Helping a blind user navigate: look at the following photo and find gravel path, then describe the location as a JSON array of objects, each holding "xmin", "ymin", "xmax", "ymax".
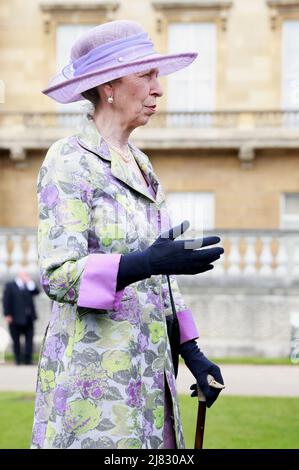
[
  {"xmin": 177, "ymin": 364, "xmax": 299, "ymax": 397},
  {"xmin": 0, "ymin": 364, "xmax": 298, "ymax": 396}
]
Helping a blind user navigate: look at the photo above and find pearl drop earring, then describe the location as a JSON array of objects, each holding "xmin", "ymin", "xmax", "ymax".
[{"xmin": 107, "ymin": 96, "xmax": 114, "ymax": 104}]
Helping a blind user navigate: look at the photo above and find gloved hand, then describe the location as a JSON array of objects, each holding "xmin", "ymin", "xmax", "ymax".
[
  {"xmin": 179, "ymin": 339, "xmax": 224, "ymax": 408},
  {"xmin": 116, "ymin": 219, "xmax": 224, "ymax": 291}
]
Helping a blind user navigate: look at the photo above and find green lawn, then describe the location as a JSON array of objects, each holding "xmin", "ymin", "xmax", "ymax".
[
  {"xmin": 208, "ymin": 357, "xmax": 299, "ymax": 366},
  {"xmin": 0, "ymin": 392, "xmax": 299, "ymax": 449},
  {"xmin": 0, "ymin": 392, "xmax": 35, "ymax": 449},
  {"xmin": 179, "ymin": 356, "xmax": 299, "ymax": 366},
  {"xmin": 180, "ymin": 394, "xmax": 299, "ymax": 449}
]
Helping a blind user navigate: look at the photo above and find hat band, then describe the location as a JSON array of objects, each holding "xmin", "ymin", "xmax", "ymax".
[{"xmin": 62, "ymin": 31, "xmax": 155, "ymax": 79}]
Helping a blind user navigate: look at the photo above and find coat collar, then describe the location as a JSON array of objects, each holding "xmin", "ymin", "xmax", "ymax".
[{"xmin": 76, "ymin": 115, "xmax": 165, "ymax": 206}]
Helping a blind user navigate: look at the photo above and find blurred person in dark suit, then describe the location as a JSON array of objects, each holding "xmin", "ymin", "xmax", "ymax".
[{"xmin": 2, "ymin": 267, "xmax": 40, "ymax": 365}]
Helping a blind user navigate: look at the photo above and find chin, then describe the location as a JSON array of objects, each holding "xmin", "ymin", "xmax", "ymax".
[{"xmin": 133, "ymin": 116, "xmax": 151, "ymax": 129}]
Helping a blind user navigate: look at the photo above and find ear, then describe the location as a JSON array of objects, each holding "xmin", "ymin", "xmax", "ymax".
[{"xmin": 98, "ymin": 82, "xmax": 113, "ymax": 100}]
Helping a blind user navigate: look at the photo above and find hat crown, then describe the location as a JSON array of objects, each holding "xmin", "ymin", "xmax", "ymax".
[
  {"xmin": 42, "ymin": 19, "xmax": 198, "ymax": 104},
  {"xmin": 71, "ymin": 20, "xmax": 145, "ymax": 62}
]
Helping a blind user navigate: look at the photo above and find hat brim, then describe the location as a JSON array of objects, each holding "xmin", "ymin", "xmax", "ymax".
[{"xmin": 42, "ymin": 52, "xmax": 198, "ymax": 104}]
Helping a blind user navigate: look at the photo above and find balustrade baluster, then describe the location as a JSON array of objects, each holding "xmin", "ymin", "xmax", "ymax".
[
  {"xmin": 259, "ymin": 236, "xmax": 273, "ymax": 276},
  {"xmin": 25, "ymin": 235, "xmax": 38, "ymax": 275},
  {"xmin": 212, "ymin": 241, "xmax": 225, "ymax": 276},
  {"xmin": 274, "ymin": 237, "xmax": 288, "ymax": 278},
  {"xmin": 9, "ymin": 234, "xmax": 24, "ymax": 275},
  {"xmin": 243, "ymin": 236, "xmax": 257, "ymax": 275},
  {"xmin": 227, "ymin": 236, "xmax": 241, "ymax": 275},
  {"xmin": 292, "ymin": 241, "xmax": 299, "ymax": 281}
]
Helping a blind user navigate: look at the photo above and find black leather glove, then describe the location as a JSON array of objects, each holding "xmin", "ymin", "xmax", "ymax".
[
  {"xmin": 179, "ymin": 339, "xmax": 224, "ymax": 408},
  {"xmin": 116, "ymin": 219, "xmax": 224, "ymax": 291}
]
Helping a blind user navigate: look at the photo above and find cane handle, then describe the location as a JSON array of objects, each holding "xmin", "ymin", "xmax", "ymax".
[{"xmin": 197, "ymin": 374, "xmax": 225, "ymax": 402}]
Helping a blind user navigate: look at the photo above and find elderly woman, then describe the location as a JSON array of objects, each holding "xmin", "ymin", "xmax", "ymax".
[{"xmin": 31, "ymin": 20, "xmax": 224, "ymax": 449}]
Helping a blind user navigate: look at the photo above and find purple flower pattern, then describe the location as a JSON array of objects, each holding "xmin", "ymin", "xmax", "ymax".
[
  {"xmin": 43, "ymin": 335, "xmax": 65, "ymax": 361},
  {"xmin": 53, "ymin": 386, "xmax": 68, "ymax": 414},
  {"xmin": 126, "ymin": 378, "xmax": 142, "ymax": 408},
  {"xmin": 40, "ymin": 183, "xmax": 59, "ymax": 209}
]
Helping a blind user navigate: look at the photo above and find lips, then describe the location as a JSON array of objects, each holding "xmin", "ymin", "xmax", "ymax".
[{"xmin": 145, "ymin": 105, "xmax": 156, "ymax": 112}]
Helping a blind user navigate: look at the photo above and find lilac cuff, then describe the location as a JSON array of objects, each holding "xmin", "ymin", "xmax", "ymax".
[
  {"xmin": 176, "ymin": 309, "xmax": 199, "ymax": 345},
  {"xmin": 77, "ymin": 253, "xmax": 125, "ymax": 311}
]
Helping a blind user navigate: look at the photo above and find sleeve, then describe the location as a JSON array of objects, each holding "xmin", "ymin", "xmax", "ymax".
[
  {"xmin": 163, "ymin": 274, "xmax": 199, "ymax": 345},
  {"xmin": 2, "ymin": 284, "xmax": 12, "ymax": 316},
  {"xmin": 37, "ymin": 140, "xmax": 125, "ymax": 310}
]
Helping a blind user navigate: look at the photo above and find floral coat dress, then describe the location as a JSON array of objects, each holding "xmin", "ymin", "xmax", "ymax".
[{"xmin": 31, "ymin": 115, "xmax": 199, "ymax": 449}]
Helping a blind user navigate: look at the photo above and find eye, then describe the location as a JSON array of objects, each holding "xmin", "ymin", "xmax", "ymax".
[{"xmin": 139, "ymin": 70, "xmax": 159, "ymax": 79}]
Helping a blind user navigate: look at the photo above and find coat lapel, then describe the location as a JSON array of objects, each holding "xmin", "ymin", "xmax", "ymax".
[
  {"xmin": 128, "ymin": 143, "xmax": 166, "ymax": 207},
  {"xmin": 76, "ymin": 116, "xmax": 166, "ymax": 206}
]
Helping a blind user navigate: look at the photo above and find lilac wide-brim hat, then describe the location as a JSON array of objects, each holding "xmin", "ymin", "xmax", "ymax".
[{"xmin": 42, "ymin": 20, "xmax": 198, "ymax": 104}]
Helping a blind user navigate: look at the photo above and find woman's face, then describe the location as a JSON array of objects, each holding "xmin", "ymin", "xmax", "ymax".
[{"xmin": 99, "ymin": 68, "xmax": 163, "ymax": 130}]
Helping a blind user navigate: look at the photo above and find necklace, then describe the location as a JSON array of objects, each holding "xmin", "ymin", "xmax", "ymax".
[
  {"xmin": 104, "ymin": 139, "xmax": 132, "ymax": 163},
  {"xmin": 106, "ymin": 139, "xmax": 148, "ymax": 188}
]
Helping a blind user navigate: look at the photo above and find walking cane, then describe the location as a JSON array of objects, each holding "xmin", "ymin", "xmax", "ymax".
[{"xmin": 194, "ymin": 374, "xmax": 225, "ymax": 449}]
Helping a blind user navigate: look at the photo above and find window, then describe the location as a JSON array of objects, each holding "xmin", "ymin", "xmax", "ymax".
[
  {"xmin": 167, "ymin": 22, "xmax": 216, "ymax": 126},
  {"xmin": 166, "ymin": 192, "xmax": 215, "ymax": 236},
  {"xmin": 280, "ymin": 193, "xmax": 299, "ymax": 229},
  {"xmin": 282, "ymin": 20, "xmax": 299, "ymax": 126},
  {"xmin": 56, "ymin": 24, "xmax": 97, "ymax": 124}
]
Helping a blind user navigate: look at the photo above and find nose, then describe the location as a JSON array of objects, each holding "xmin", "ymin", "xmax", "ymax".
[{"xmin": 151, "ymin": 76, "xmax": 163, "ymax": 98}]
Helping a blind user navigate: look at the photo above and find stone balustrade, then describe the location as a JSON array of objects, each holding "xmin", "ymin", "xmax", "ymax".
[
  {"xmin": 1, "ymin": 227, "xmax": 299, "ymax": 287},
  {"xmin": 0, "ymin": 228, "xmax": 38, "ymax": 281},
  {"xmin": 1, "ymin": 109, "xmax": 299, "ymax": 129},
  {"xmin": 1, "ymin": 227, "xmax": 298, "ymax": 357},
  {"xmin": 196, "ymin": 229, "xmax": 299, "ymax": 288}
]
